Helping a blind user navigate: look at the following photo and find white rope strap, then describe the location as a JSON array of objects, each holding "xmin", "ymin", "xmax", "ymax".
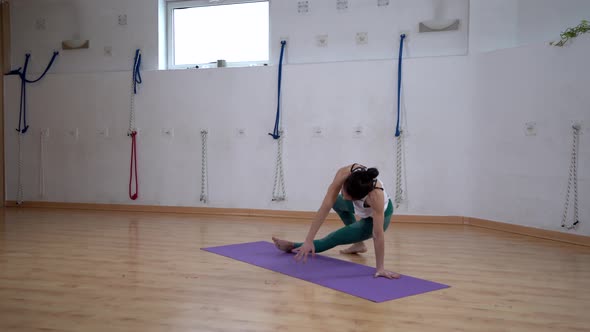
[
  {"xmin": 394, "ymin": 133, "xmax": 404, "ymax": 208},
  {"xmin": 200, "ymin": 129, "xmax": 209, "ymax": 203},
  {"xmin": 562, "ymin": 124, "xmax": 581, "ymax": 230},
  {"xmin": 129, "ymin": 75, "xmax": 136, "ymax": 135},
  {"xmin": 272, "ymin": 130, "xmax": 286, "ymax": 201}
]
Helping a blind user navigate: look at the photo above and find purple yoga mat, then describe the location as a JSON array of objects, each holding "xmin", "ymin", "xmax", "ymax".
[{"xmin": 201, "ymin": 241, "xmax": 449, "ymax": 302}]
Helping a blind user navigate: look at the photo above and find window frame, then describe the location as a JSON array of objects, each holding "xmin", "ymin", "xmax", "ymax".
[{"xmin": 166, "ymin": 0, "xmax": 270, "ymax": 69}]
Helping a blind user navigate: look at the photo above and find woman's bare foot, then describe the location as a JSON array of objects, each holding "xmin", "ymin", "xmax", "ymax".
[
  {"xmin": 340, "ymin": 242, "xmax": 367, "ymax": 254},
  {"xmin": 272, "ymin": 237, "xmax": 295, "ymax": 252}
]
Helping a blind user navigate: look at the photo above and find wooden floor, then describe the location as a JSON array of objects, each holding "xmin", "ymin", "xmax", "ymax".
[{"xmin": 1, "ymin": 208, "xmax": 589, "ymax": 332}]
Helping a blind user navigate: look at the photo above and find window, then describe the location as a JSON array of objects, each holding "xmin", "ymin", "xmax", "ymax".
[{"xmin": 166, "ymin": 0, "xmax": 269, "ymax": 69}]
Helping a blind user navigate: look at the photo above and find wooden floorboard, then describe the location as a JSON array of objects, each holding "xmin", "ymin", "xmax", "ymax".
[{"xmin": 1, "ymin": 208, "xmax": 589, "ymax": 332}]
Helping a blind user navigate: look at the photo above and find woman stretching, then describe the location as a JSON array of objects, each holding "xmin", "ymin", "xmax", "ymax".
[{"xmin": 272, "ymin": 163, "xmax": 400, "ymax": 279}]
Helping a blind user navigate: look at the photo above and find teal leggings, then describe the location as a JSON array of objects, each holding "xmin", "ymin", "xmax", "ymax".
[{"xmin": 294, "ymin": 195, "xmax": 393, "ymax": 253}]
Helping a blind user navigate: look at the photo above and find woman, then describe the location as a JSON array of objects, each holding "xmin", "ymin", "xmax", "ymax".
[{"xmin": 272, "ymin": 163, "xmax": 400, "ymax": 279}]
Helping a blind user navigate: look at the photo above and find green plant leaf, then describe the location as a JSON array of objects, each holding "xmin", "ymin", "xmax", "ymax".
[{"xmin": 551, "ymin": 19, "xmax": 590, "ymax": 47}]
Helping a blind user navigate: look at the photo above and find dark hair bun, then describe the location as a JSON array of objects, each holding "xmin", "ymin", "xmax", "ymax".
[
  {"xmin": 344, "ymin": 166, "xmax": 381, "ymax": 200},
  {"xmin": 366, "ymin": 168, "xmax": 379, "ymax": 180}
]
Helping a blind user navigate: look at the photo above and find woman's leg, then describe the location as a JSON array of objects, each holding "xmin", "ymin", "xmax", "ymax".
[
  {"xmin": 299, "ymin": 199, "xmax": 394, "ymax": 253},
  {"xmin": 332, "ymin": 194, "xmax": 356, "ymax": 226},
  {"xmin": 331, "ymin": 194, "xmax": 368, "ymax": 253},
  {"xmin": 273, "ymin": 200, "xmax": 393, "ymax": 254},
  {"xmin": 272, "ymin": 195, "xmax": 355, "ymax": 252},
  {"xmin": 294, "ymin": 219, "xmax": 374, "ymax": 253},
  {"xmin": 272, "ymin": 195, "xmax": 354, "ymax": 252}
]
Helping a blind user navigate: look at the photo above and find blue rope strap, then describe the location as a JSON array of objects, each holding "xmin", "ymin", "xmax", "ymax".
[
  {"xmin": 395, "ymin": 34, "xmax": 405, "ymax": 137},
  {"xmin": 133, "ymin": 49, "xmax": 142, "ymax": 94},
  {"xmin": 269, "ymin": 40, "xmax": 286, "ymax": 139},
  {"xmin": 7, "ymin": 51, "xmax": 59, "ymax": 133}
]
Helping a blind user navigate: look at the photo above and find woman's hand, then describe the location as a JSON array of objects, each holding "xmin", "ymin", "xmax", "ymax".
[
  {"xmin": 293, "ymin": 240, "xmax": 315, "ymax": 263},
  {"xmin": 374, "ymin": 268, "xmax": 401, "ymax": 279}
]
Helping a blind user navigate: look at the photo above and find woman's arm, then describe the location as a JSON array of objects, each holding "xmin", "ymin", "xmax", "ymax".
[
  {"xmin": 367, "ymin": 188, "xmax": 400, "ymax": 279},
  {"xmin": 294, "ymin": 165, "xmax": 353, "ymax": 262},
  {"xmin": 303, "ymin": 166, "xmax": 350, "ymax": 241},
  {"xmin": 368, "ymin": 190, "xmax": 386, "ymax": 270}
]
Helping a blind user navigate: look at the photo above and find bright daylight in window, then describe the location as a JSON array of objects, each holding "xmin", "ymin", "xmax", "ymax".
[{"xmin": 168, "ymin": 0, "xmax": 269, "ymax": 68}]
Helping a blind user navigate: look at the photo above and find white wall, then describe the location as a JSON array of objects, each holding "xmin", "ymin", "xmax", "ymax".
[
  {"xmin": 465, "ymin": 2, "xmax": 590, "ymax": 236},
  {"xmin": 10, "ymin": 0, "xmax": 158, "ymax": 73},
  {"xmin": 270, "ymin": 0, "xmax": 469, "ymax": 64},
  {"xmin": 469, "ymin": 0, "xmax": 590, "ymax": 53},
  {"xmin": 469, "ymin": 0, "xmax": 518, "ymax": 53},
  {"xmin": 4, "ymin": 0, "xmax": 590, "ymax": 236},
  {"xmin": 468, "ymin": 35, "xmax": 590, "ymax": 235},
  {"xmin": 3, "ymin": 57, "xmax": 473, "ymax": 215},
  {"xmin": 517, "ymin": 0, "xmax": 590, "ymax": 47},
  {"xmin": 11, "ymin": 0, "xmax": 470, "ymax": 72}
]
